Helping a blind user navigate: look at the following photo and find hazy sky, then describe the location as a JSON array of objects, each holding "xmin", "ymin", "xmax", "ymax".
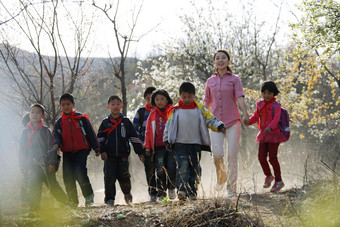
[{"xmin": 1, "ymin": 0, "xmax": 300, "ymax": 58}]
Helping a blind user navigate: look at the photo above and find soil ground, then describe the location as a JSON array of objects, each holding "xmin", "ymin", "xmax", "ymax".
[{"xmin": 1, "ymin": 187, "xmax": 305, "ymax": 227}]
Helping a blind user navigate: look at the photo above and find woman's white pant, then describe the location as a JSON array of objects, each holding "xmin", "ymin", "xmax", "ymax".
[{"xmin": 210, "ymin": 121, "xmax": 241, "ymax": 192}]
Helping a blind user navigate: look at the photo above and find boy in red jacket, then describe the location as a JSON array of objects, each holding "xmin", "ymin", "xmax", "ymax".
[{"xmin": 53, "ymin": 93, "xmax": 99, "ymax": 207}]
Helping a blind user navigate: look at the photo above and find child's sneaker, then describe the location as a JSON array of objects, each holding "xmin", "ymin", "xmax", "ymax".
[
  {"xmin": 106, "ymin": 199, "xmax": 114, "ymax": 206},
  {"xmin": 188, "ymin": 194, "xmax": 197, "ymax": 201},
  {"xmin": 150, "ymin": 195, "xmax": 157, "ymax": 202},
  {"xmin": 263, "ymin": 176, "xmax": 275, "ymax": 188},
  {"xmin": 85, "ymin": 193, "xmax": 94, "ymax": 207},
  {"xmin": 215, "ymin": 182, "xmax": 225, "ymax": 192},
  {"xmin": 168, "ymin": 189, "xmax": 176, "ymax": 200},
  {"xmin": 124, "ymin": 193, "xmax": 133, "ymax": 204},
  {"xmin": 227, "ymin": 190, "xmax": 236, "ymax": 198},
  {"xmin": 158, "ymin": 196, "xmax": 166, "ymax": 202},
  {"xmin": 270, "ymin": 181, "xmax": 285, "ymax": 192},
  {"xmin": 177, "ymin": 191, "xmax": 186, "ymax": 201}
]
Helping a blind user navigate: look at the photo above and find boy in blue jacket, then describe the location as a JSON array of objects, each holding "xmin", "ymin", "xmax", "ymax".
[
  {"xmin": 53, "ymin": 93, "xmax": 99, "ymax": 207},
  {"xmin": 97, "ymin": 95, "xmax": 145, "ymax": 206}
]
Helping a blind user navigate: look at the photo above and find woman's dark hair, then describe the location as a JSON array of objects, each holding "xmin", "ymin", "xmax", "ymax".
[
  {"xmin": 214, "ymin": 49, "xmax": 232, "ymax": 73},
  {"xmin": 179, "ymin": 82, "xmax": 195, "ymax": 95},
  {"xmin": 261, "ymin": 81, "xmax": 280, "ymax": 96},
  {"xmin": 144, "ymin": 86, "xmax": 156, "ymax": 98},
  {"xmin": 151, "ymin": 89, "xmax": 173, "ymax": 107}
]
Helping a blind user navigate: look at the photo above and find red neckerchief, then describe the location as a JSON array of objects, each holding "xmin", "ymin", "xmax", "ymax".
[
  {"xmin": 144, "ymin": 104, "xmax": 153, "ymax": 112},
  {"xmin": 258, "ymin": 98, "xmax": 276, "ymax": 126},
  {"xmin": 167, "ymin": 99, "xmax": 197, "ymax": 117},
  {"xmin": 25, "ymin": 120, "xmax": 44, "ymax": 147},
  {"xmin": 99, "ymin": 116, "xmax": 123, "ymax": 135},
  {"xmin": 154, "ymin": 105, "xmax": 171, "ymax": 136},
  {"xmin": 62, "ymin": 110, "xmax": 89, "ymax": 126}
]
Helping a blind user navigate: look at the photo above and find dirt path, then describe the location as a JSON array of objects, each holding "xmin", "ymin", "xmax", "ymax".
[{"xmin": 1, "ymin": 188, "xmax": 306, "ymax": 227}]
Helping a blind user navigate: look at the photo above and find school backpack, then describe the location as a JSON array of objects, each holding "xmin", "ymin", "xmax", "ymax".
[{"xmin": 258, "ymin": 101, "xmax": 290, "ymax": 141}]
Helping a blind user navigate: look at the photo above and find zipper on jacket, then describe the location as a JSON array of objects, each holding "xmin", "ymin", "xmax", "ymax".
[
  {"xmin": 115, "ymin": 122, "xmax": 118, "ymax": 156},
  {"xmin": 69, "ymin": 118, "xmax": 74, "ymax": 151}
]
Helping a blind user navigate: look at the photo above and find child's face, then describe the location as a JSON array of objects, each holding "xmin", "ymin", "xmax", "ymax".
[
  {"xmin": 262, "ymin": 89, "xmax": 274, "ymax": 102},
  {"xmin": 145, "ymin": 94, "xmax": 153, "ymax": 107},
  {"xmin": 214, "ymin": 52, "xmax": 229, "ymax": 71},
  {"xmin": 180, "ymin": 92, "xmax": 195, "ymax": 105},
  {"xmin": 108, "ymin": 99, "xmax": 123, "ymax": 116},
  {"xmin": 29, "ymin": 106, "xmax": 44, "ymax": 123},
  {"xmin": 60, "ymin": 99, "xmax": 75, "ymax": 114},
  {"xmin": 154, "ymin": 94, "xmax": 167, "ymax": 109}
]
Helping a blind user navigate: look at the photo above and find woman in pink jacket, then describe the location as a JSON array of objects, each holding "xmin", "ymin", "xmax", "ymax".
[
  {"xmin": 245, "ymin": 81, "xmax": 286, "ymax": 192},
  {"xmin": 204, "ymin": 49, "xmax": 249, "ymax": 197}
]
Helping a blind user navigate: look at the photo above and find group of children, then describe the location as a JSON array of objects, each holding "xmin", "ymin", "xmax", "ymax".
[{"xmin": 19, "ymin": 80, "xmax": 286, "ymax": 211}]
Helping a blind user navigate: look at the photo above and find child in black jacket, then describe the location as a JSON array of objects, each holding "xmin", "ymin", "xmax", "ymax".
[
  {"xmin": 19, "ymin": 103, "xmax": 67, "ymax": 211},
  {"xmin": 97, "ymin": 95, "xmax": 144, "ymax": 206}
]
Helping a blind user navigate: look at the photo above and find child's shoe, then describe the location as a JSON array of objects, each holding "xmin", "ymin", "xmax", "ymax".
[
  {"xmin": 177, "ymin": 191, "xmax": 186, "ymax": 201},
  {"xmin": 85, "ymin": 193, "xmax": 94, "ymax": 207},
  {"xmin": 168, "ymin": 189, "xmax": 176, "ymax": 200},
  {"xmin": 215, "ymin": 182, "xmax": 225, "ymax": 192},
  {"xmin": 124, "ymin": 193, "xmax": 133, "ymax": 204},
  {"xmin": 263, "ymin": 176, "xmax": 275, "ymax": 188},
  {"xmin": 227, "ymin": 190, "xmax": 236, "ymax": 198},
  {"xmin": 106, "ymin": 199, "xmax": 114, "ymax": 207},
  {"xmin": 188, "ymin": 194, "xmax": 197, "ymax": 201},
  {"xmin": 158, "ymin": 196, "xmax": 166, "ymax": 202},
  {"xmin": 270, "ymin": 181, "xmax": 285, "ymax": 192},
  {"xmin": 150, "ymin": 195, "xmax": 157, "ymax": 202}
]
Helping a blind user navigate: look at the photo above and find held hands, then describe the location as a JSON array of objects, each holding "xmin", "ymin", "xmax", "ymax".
[
  {"xmin": 101, "ymin": 152, "xmax": 108, "ymax": 161},
  {"xmin": 218, "ymin": 124, "xmax": 226, "ymax": 134},
  {"xmin": 139, "ymin": 155, "xmax": 145, "ymax": 163},
  {"xmin": 94, "ymin": 148, "xmax": 101, "ymax": 157},
  {"xmin": 145, "ymin": 149, "xmax": 151, "ymax": 156},
  {"xmin": 264, "ymin": 127, "xmax": 272, "ymax": 134},
  {"xmin": 243, "ymin": 116, "xmax": 250, "ymax": 126},
  {"xmin": 53, "ymin": 144, "xmax": 59, "ymax": 150},
  {"xmin": 165, "ymin": 141, "xmax": 172, "ymax": 152}
]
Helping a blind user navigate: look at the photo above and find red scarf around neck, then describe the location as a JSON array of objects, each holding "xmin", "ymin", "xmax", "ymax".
[
  {"xmin": 62, "ymin": 110, "xmax": 89, "ymax": 125},
  {"xmin": 167, "ymin": 99, "xmax": 197, "ymax": 117},
  {"xmin": 25, "ymin": 120, "xmax": 44, "ymax": 147},
  {"xmin": 154, "ymin": 105, "xmax": 171, "ymax": 119},
  {"xmin": 144, "ymin": 104, "xmax": 153, "ymax": 112},
  {"xmin": 99, "ymin": 116, "xmax": 123, "ymax": 135},
  {"xmin": 258, "ymin": 97, "xmax": 276, "ymax": 126}
]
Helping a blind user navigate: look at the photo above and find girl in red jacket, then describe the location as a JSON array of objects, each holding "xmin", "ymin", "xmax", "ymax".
[
  {"xmin": 144, "ymin": 89, "xmax": 175, "ymax": 201},
  {"xmin": 245, "ymin": 81, "xmax": 286, "ymax": 192}
]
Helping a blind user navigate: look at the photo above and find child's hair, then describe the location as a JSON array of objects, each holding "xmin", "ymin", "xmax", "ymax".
[
  {"xmin": 60, "ymin": 93, "xmax": 74, "ymax": 104},
  {"xmin": 108, "ymin": 95, "xmax": 122, "ymax": 105},
  {"xmin": 30, "ymin": 103, "xmax": 45, "ymax": 115},
  {"xmin": 144, "ymin": 86, "xmax": 156, "ymax": 98},
  {"xmin": 151, "ymin": 89, "xmax": 173, "ymax": 106},
  {"xmin": 179, "ymin": 82, "xmax": 195, "ymax": 95},
  {"xmin": 214, "ymin": 49, "xmax": 233, "ymax": 73},
  {"xmin": 261, "ymin": 81, "xmax": 280, "ymax": 96}
]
